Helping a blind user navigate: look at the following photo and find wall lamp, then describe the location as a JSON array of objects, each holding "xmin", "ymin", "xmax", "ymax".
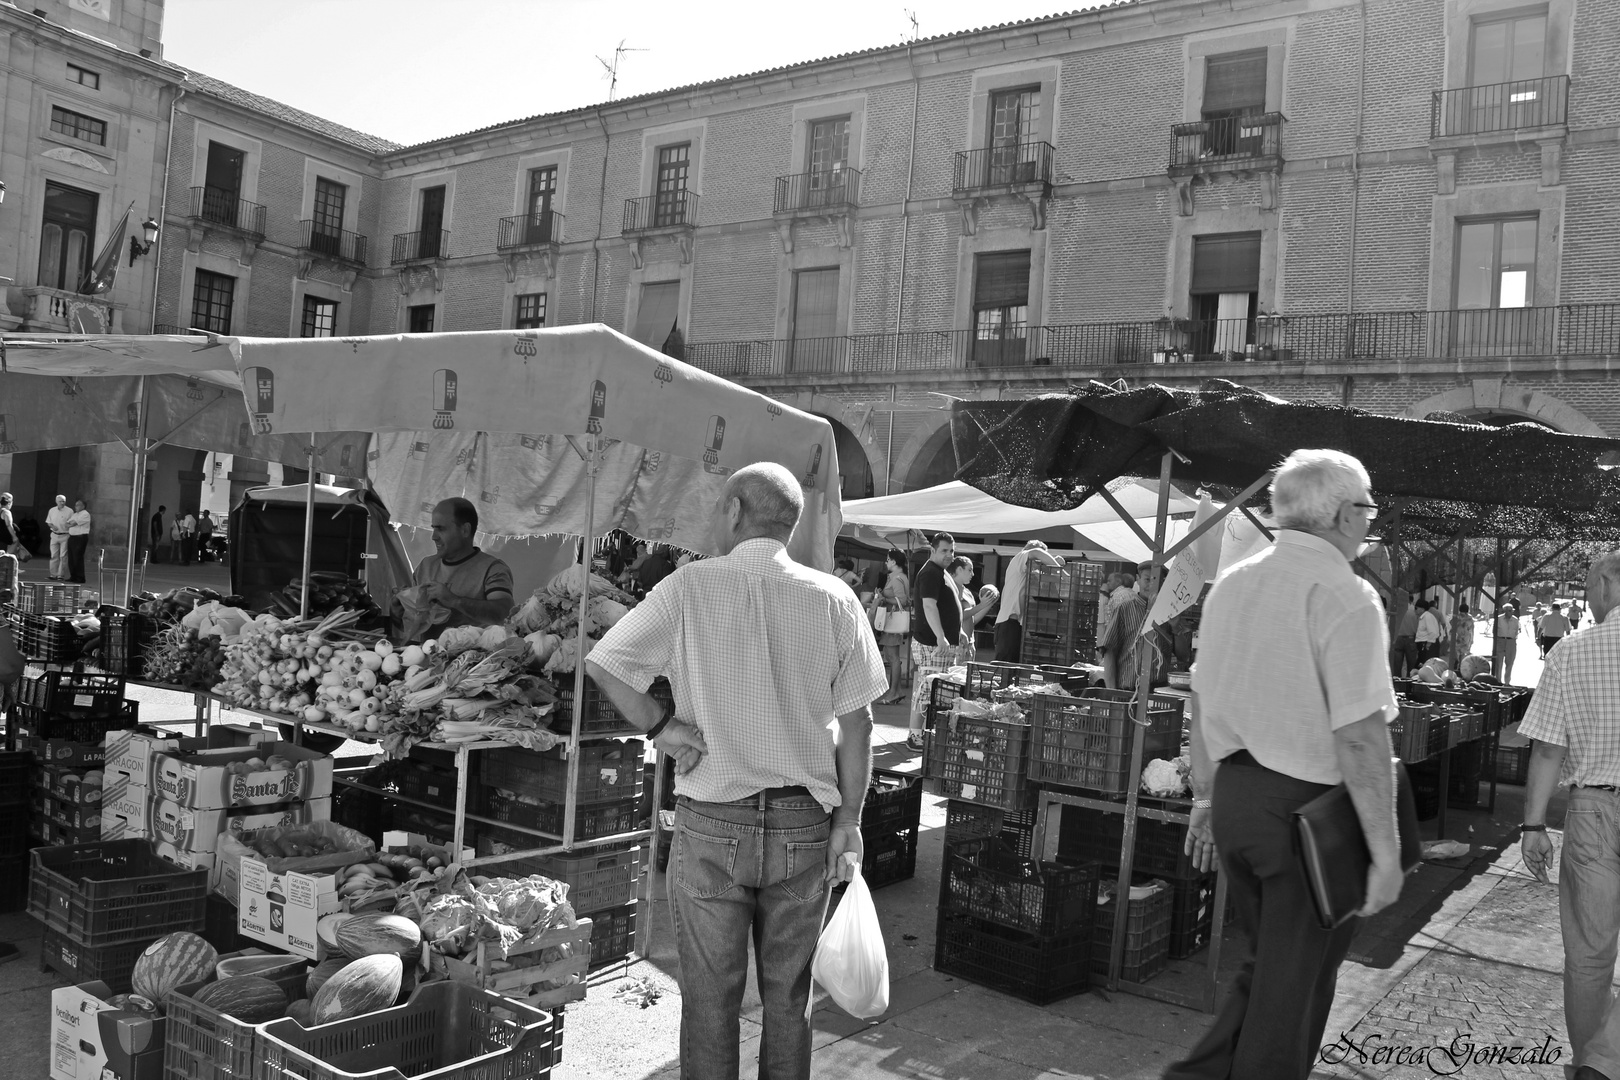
[{"xmin": 128, "ymin": 216, "xmax": 159, "ymax": 266}]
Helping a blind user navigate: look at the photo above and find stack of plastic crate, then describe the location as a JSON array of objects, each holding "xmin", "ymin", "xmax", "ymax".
[
  {"xmin": 859, "ymin": 769, "xmax": 922, "ymax": 888},
  {"xmin": 1091, "ymin": 877, "xmax": 1172, "ymax": 983},
  {"xmin": 1019, "ymin": 560, "xmax": 1105, "ymax": 667}
]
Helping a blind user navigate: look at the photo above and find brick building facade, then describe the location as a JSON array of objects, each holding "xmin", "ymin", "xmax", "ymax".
[{"xmin": 3, "ymin": 0, "xmax": 1618, "ymax": 548}]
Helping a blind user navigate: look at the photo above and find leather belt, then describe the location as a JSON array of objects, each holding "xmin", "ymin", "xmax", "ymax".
[
  {"xmin": 1574, "ymin": 784, "xmax": 1620, "ymax": 793},
  {"xmin": 1224, "ymin": 750, "xmax": 1261, "ymax": 768},
  {"xmin": 683, "ymin": 785, "xmax": 814, "ymax": 810}
]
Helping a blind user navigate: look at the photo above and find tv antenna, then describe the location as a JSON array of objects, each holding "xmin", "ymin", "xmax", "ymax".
[
  {"xmin": 596, "ymin": 40, "xmax": 648, "ymax": 102},
  {"xmin": 904, "ymin": 8, "xmax": 919, "ymax": 42}
]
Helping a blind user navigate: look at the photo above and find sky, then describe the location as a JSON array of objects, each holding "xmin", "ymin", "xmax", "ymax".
[{"xmin": 160, "ymin": 0, "xmax": 1113, "ymax": 147}]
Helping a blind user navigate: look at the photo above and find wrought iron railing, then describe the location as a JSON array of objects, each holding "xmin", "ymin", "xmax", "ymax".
[
  {"xmin": 299, "ymin": 220, "xmax": 367, "ymax": 265},
  {"xmin": 497, "ymin": 210, "xmax": 564, "ymax": 249},
  {"xmin": 683, "ymin": 304, "xmax": 1620, "ymax": 377},
  {"xmin": 188, "ymin": 187, "xmax": 266, "ymax": 238},
  {"xmin": 624, "ymin": 190, "xmax": 700, "ymax": 232},
  {"xmin": 1169, "ymin": 112, "xmax": 1285, "ymax": 170},
  {"xmin": 152, "ymin": 323, "xmax": 192, "ymax": 335},
  {"xmin": 1431, "ymin": 75, "xmax": 1569, "ymax": 138},
  {"xmin": 953, "ymin": 141, "xmax": 1054, "ymax": 193},
  {"xmin": 774, "ymin": 169, "xmax": 862, "ymax": 213},
  {"xmin": 391, "ymin": 230, "xmax": 450, "ymax": 264}
]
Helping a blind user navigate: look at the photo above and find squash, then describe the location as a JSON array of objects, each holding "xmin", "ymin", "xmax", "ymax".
[
  {"xmin": 285, "ymin": 999, "xmax": 316, "ymax": 1027},
  {"xmin": 333, "ymin": 914, "xmax": 422, "ymax": 961},
  {"xmin": 131, "ymin": 932, "xmax": 218, "ymax": 1007},
  {"xmin": 305, "ymin": 957, "xmax": 348, "ymax": 999},
  {"xmin": 310, "ymin": 955, "xmax": 402, "ymax": 1024},
  {"xmin": 191, "ymin": 976, "xmax": 289, "ymax": 1025}
]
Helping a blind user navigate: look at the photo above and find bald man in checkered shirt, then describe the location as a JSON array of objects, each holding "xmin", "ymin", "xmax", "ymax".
[
  {"xmin": 1520, "ymin": 551, "xmax": 1620, "ymax": 1080},
  {"xmin": 588, "ymin": 462, "xmax": 888, "ymax": 1080}
]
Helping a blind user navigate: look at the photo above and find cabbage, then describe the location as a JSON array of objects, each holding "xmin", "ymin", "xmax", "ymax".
[
  {"xmin": 510, "ymin": 595, "xmax": 547, "ymax": 635},
  {"xmin": 480, "ymin": 624, "xmax": 510, "ymax": 653},
  {"xmin": 418, "ymin": 894, "xmax": 480, "ymax": 953},
  {"xmin": 436, "ymin": 626, "xmax": 485, "ymax": 656},
  {"xmin": 476, "ymin": 875, "xmax": 577, "ymax": 935},
  {"xmin": 591, "ymin": 598, "xmax": 630, "ymax": 629},
  {"xmin": 523, "ymin": 632, "xmax": 560, "ymax": 666}
]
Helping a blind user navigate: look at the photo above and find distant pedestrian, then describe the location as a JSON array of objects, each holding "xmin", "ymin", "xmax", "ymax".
[
  {"xmin": 1171, "ymin": 449, "xmax": 1402, "ymax": 1080},
  {"xmin": 1449, "ymin": 602, "xmax": 1475, "ymax": 668},
  {"xmin": 197, "ymin": 510, "xmax": 216, "ymax": 562},
  {"xmin": 1538, "ymin": 602, "xmax": 1572, "ymax": 658},
  {"xmin": 1494, "ymin": 602, "xmax": 1521, "ymax": 682},
  {"xmin": 833, "ymin": 557, "xmax": 860, "ymax": 592},
  {"xmin": 994, "ymin": 539, "xmax": 1064, "ymax": 663},
  {"xmin": 45, "ymin": 494, "xmax": 71, "ymax": 580},
  {"xmin": 1415, "ymin": 598, "xmax": 1447, "ymax": 663},
  {"xmin": 0, "ymin": 493, "xmax": 26, "ymax": 564},
  {"xmin": 908, "ymin": 532, "xmax": 961, "ymax": 751},
  {"xmin": 1519, "ymin": 552, "xmax": 1620, "ymax": 1080},
  {"xmin": 66, "ymin": 500, "xmax": 91, "ymax": 584},
  {"xmin": 1389, "ymin": 589, "xmax": 1419, "ymax": 677},
  {"xmin": 179, "ymin": 510, "xmax": 197, "ymax": 566},
  {"xmin": 1098, "ymin": 571, "xmax": 1148, "ymax": 690},
  {"xmin": 150, "ymin": 505, "xmax": 166, "ymax": 562}
]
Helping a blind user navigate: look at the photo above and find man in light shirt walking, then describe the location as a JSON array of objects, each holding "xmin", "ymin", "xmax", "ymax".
[
  {"xmin": 588, "ymin": 462, "xmax": 888, "ymax": 1080},
  {"xmin": 44, "ymin": 495, "xmax": 72, "ymax": 581},
  {"xmin": 1170, "ymin": 449, "xmax": 1403, "ymax": 1080}
]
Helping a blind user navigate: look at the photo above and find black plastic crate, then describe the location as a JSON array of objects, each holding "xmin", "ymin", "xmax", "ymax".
[
  {"xmin": 588, "ymin": 901, "xmax": 638, "ymax": 968},
  {"xmin": 0, "ymin": 854, "xmax": 27, "ymax": 913},
  {"xmin": 0, "ymin": 749, "xmax": 32, "ymax": 807},
  {"xmin": 481, "ymin": 789, "xmax": 640, "ymax": 843},
  {"xmin": 10, "ymin": 700, "xmax": 138, "ymax": 744},
  {"xmin": 862, "ymin": 825, "xmax": 918, "ymax": 889},
  {"xmin": 939, "ymin": 837, "xmax": 1099, "ymax": 937},
  {"xmin": 1027, "ymin": 689, "xmax": 1182, "ymax": 796},
  {"xmin": 18, "ymin": 666, "xmax": 126, "ymax": 717},
  {"xmin": 1169, "ymin": 873, "xmax": 1219, "ymax": 959},
  {"xmin": 554, "ymin": 676, "xmax": 673, "ymax": 737},
  {"xmin": 1447, "ymin": 740, "xmax": 1486, "ymax": 807},
  {"xmin": 395, "ymin": 757, "xmax": 475, "ymax": 809},
  {"xmin": 97, "ymin": 608, "xmax": 155, "ymax": 679},
  {"xmin": 332, "ymin": 769, "xmax": 392, "ymax": 843},
  {"xmin": 1056, "ymin": 802, "xmax": 1204, "ymax": 881},
  {"xmin": 29, "ymin": 839, "xmax": 208, "ymax": 947},
  {"xmin": 864, "ymin": 768, "xmax": 922, "ymax": 836},
  {"xmin": 484, "ymin": 740, "xmax": 645, "ymax": 805},
  {"xmin": 934, "ymin": 909, "xmax": 1091, "ymax": 1005},
  {"xmin": 1092, "ymin": 878, "xmax": 1172, "ymax": 983},
  {"xmin": 925, "ymin": 676, "xmax": 963, "ymax": 732},
  {"xmin": 38, "ymin": 928, "xmax": 150, "ymax": 993},
  {"xmin": 926, "ymin": 713, "xmax": 1034, "ymax": 810},
  {"xmin": 943, "ymin": 800, "xmax": 1035, "ymax": 859},
  {"xmin": 1021, "ymin": 634, "xmax": 1080, "ymax": 667},
  {"xmin": 1489, "ymin": 743, "xmax": 1532, "ymax": 785}
]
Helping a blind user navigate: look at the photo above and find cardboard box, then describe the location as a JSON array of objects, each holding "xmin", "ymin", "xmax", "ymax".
[
  {"xmin": 151, "ymin": 741, "xmax": 333, "ymax": 810},
  {"xmin": 49, "ymin": 981, "xmax": 165, "ymax": 1080},
  {"xmin": 36, "ymin": 766, "xmax": 104, "ymax": 805},
  {"xmin": 27, "ymin": 737, "xmax": 105, "ymax": 767},
  {"xmin": 238, "ymin": 857, "xmax": 340, "ymax": 961},
  {"xmin": 103, "ymin": 726, "xmax": 273, "ymax": 790},
  {"xmin": 383, "ymin": 831, "xmax": 475, "ymax": 865},
  {"xmin": 149, "ymin": 796, "xmax": 332, "ymax": 854},
  {"xmin": 152, "ymin": 840, "xmax": 215, "ymax": 874},
  {"xmin": 100, "ymin": 787, "xmax": 151, "ymax": 841}
]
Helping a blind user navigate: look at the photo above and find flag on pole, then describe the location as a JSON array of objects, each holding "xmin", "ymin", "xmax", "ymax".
[
  {"xmin": 1144, "ymin": 492, "xmax": 1221, "ymax": 632},
  {"xmin": 79, "ymin": 202, "xmax": 132, "ymax": 295}
]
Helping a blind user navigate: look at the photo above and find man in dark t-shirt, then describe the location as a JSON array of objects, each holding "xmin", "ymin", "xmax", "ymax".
[{"xmin": 906, "ymin": 533, "xmax": 961, "ymax": 750}]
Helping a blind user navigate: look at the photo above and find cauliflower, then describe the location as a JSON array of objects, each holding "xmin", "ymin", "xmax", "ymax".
[
  {"xmin": 542, "ymin": 636, "xmax": 596, "ymax": 675},
  {"xmin": 1141, "ymin": 756, "xmax": 1191, "ymax": 798}
]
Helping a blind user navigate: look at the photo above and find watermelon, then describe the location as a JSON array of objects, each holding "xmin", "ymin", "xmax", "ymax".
[
  {"xmin": 305, "ymin": 957, "xmax": 348, "ymax": 999},
  {"xmin": 191, "ymin": 977, "xmax": 289, "ymax": 1025},
  {"xmin": 132, "ymin": 932, "xmax": 218, "ymax": 1008},
  {"xmin": 310, "ymin": 955, "xmax": 402, "ymax": 1025},
  {"xmin": 334, "ymin": 914, "xmax": 421, "ymax": 961}
]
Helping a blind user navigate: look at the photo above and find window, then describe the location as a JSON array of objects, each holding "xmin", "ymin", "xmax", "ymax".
[
  {"xmin": 524, "ymin": 167, "xmax": 557, "ymax": 243},
  {"xmin": 301, "ymin": 296, "xmax": 338, "ymax": 338},
  {"xmin": 37, "ymin": 181, "xmax": 97, "ymax": 291},
  {"xmin": 807, "ymin": 118, "xmax": 850, "ymax": 203},
  {"xmin": 1190, "ymin": 233, "xmax": 1260, "ymax": 357},
  {"xmin": 790, "ymin": 268, "xmax": 841, "ymax": 373},
  {"xmin": 1201, "ymin": 50, "xmax": 1268, "ymax": 156},
  {"xmin": 67, "ymin": 63, "xmax": 99, "ymax": 90},
  {"xmin": 1458, "ymin": 12, "xmax": 1553, "ymax": 132},
  {"xmin": 972, "ymin": 251, "xmax": 1031, "ymax": 367},
  {"xmin": 633, "ymin": 281, "xmax": 681, "ymax": 346},
  {"xmin": 417, "ymin": 186, "xmax": 445, "ymax": 258},
  {"xmin": 987, "ymin": 88, "xmax": 1040, "ymax": 184},
  {"xmin": 50, "ymin": 106, "xmax": 106, "ymax": 146},
  {"xmin": 407, "ymin": 304, "xmax": 435, "ymax": 333},
  {"xmin": 203, "ymin": 141, "xmax": 245, "ymax": 227},
  {"xmin": 514, "ymin": 293, "xmax": 546, "ymax": 330},
  {"xmin": 310, "ymin": 177, "xmax": 347, "ymax": 256},
  {"xmin": 1470, "ymin": 12, "xmax": 1546, "ymax": 86},
  {"xmin": 654, "ymin": 144, "xmax": 690, "ymax": 227},
  {"xmin": 1454, "ymin": 216, "xmax": 1541, "ymax": 352},
  {"xmin": 191, "ymin": 270, "xmax": 236, "ymax": 335}
]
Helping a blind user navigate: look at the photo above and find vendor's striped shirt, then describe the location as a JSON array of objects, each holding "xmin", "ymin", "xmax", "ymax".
[{"xmin": 588, "ymin": 537, "xmax": 888, "ymax": 812}]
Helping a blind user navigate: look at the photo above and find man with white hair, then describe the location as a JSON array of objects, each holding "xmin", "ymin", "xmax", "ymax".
[
  {"xmin": 587, "ymin": 462, "xmax": 888, "ymax": 1080},
  {"xmin": 1519, "ymin": 551, "xmax": 1620, "ymax": 1080},
  {"xmin": 44, "ymin": 495, "xmax": 72, "ymax": 581},
  {"xmin": 1168, "ymin": 449, "xmax": 1404, "ymax": 1080}
]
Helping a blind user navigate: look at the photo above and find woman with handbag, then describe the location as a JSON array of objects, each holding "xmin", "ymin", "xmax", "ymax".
[
  {"xmin": 872, "ymin": 549, "xmax": 911, "ymax": 705},
  {"xmin": 0, "ymin": 493, "xmax": 26, "ymax": 564}
]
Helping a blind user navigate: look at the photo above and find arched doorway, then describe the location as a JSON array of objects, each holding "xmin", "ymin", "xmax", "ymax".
[
  {"xmin": 821, "ymin": 416, "xmax": 874, "ymax": 502},
  {"xmin": 906, "ymin": 425, "xmax": 958, "ymax": 491}
]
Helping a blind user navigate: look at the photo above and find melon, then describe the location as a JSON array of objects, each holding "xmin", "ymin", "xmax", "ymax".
[
  {"xmin": 191, "ymin": 976, "xmax": 289, "ymax": 1025},
  {"xmin": 131, "ymin": 932, "xmax": 218, "ymax": 1007},
  {"xmin": 310, "ymin": 955, "xmax": 402, "ymax": 1025},
  {"xmin": 285, "ymin": 999, "xmax": 316, "ymax": 1027},
  {"xmin": 333, "ymin": 914, "xmax": 422, "ymax": 961},
  {"xmin": 305, "ymin": 957, "xmax": 347, "ymax": 999}
]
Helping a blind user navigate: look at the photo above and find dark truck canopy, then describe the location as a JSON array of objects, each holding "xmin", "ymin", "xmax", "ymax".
[{"xmin": 229, "ymin": 484, "xmax": 412, "ymax": 613}]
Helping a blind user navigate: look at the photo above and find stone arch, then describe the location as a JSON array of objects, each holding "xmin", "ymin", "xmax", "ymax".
[
  {"xmin": 893, "ymin": 415, "xmax": 959, "ymax": 493},
  {"xmin": 1403, "ymin": 383, "xmax": 1607, "ymax": 436},
  {"xmin": 790, "ymin": 393, "xmax": 889, "ymax": 495},
  {"xmin": 815, "ymin": 414, "xmax": 875, "ymax": 502}
]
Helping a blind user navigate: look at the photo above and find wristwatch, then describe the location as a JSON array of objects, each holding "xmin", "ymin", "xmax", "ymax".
[
  {"xmin": 1519, "ymin": 823, "xmax": 1547, "ymax": 832},
  {"xmin": 644, "ymin": 699, "xmax": 674, "ymax": 741}
]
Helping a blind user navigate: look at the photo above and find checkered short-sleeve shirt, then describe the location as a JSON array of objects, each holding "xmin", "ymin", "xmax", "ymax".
[
  {"xmin": 588, "ymin": 538, "xmax": 889, "ymax": 811},
  {"xmin": 1518, "ymin": 617, "xmax": 1620, "ymax": 787}
]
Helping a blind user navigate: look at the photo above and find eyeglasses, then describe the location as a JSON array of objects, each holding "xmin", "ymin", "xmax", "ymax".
[{"xmin": 1352, "ymin": 502, "xmax": 1380, "ymax": 519}]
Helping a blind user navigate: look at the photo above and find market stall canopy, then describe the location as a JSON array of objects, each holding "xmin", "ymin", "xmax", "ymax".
[
  {"xmin": 951, "ymin": 380, "xmax": 1620, "ymax": 531},
  {"xmin": 229, "ymin": 325, "xmax": 841, "ymax": 566},
  {"xmin": 231, "ymin": 484, "xmax": 411, "ymax": 612},
  {"xmin": 0, "ymin": 334, "xmax": 368, "ymax": 470}
]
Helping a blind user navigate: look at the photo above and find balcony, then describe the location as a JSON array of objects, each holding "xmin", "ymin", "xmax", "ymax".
[
  {"xmin": 951, "ymin": 142, "xmax": 1054, "ymax": 234},
  {"xmin": 4, "ymin": 286, "xmax": 120, "ymax": 333},
  {"xmin": 775, "ymin": 169, "xmax": 861, "ymax": 213},
  {"xmin": 152, "ymin": 322, "xmax": 193, "ymax": 335},
  {"xmin": 1169, "ymin": 112, "xmax": 1285, "ymax": 175},
  {"xmin": 297, "ymin": 220, "xmax": 367, "ymax": 267},
  {"xmin": 497, "ymin": 210, "xmax": 564, "ymax": 251},
  {"xmin": 391, "ymin": 229, "xmax": 449, "ymax": 265},
  {"xmin": 187, "ymin": 187, "xmax": 266, "ymax": 239},
  {"xmin": 682, "ymin": 304, "xmax": 1620, "ymax": 378},
  {"xmin": 623, "ymin": 191, "xmax": 700, "ymax": 268},
  {"xmin": 1432, "ymin": 76, "xmax": 1569, "ymax": 139}
]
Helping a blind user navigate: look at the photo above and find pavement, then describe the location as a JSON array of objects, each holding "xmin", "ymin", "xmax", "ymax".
[{"xmin": 0, "ymin": 590, "xmax": 1584, "ymax": 1079}]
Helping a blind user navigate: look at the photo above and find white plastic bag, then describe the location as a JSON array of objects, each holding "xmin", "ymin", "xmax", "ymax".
[{"xmin": 811, "ymin": 861, "xmax": 890, "ymax": 1018}]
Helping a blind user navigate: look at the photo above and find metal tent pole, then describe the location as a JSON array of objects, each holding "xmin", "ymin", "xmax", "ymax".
[
  {"xmin": 122, "ymin": 376, "xmax": 149, "ymax": 604},
  {"xmin": 562, "ymin": 435, "xmax": 600, "ymax": 852},
  {"xmin": 298, "ymin": 436, "xmax": 317, "ymax": 620}
]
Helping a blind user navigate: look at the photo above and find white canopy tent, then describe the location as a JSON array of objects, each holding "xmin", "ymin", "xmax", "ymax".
[{"xmin": 839, "ymin": 479, "xmax": 1202, "ymax": 565}]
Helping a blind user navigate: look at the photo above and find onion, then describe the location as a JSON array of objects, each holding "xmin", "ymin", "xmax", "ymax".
[{"xmin": 359, "ymin": 651, "xmax": 383, "ymax": 672}]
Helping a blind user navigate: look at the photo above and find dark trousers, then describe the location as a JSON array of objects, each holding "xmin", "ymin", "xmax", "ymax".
[
  {"xmin": 66, "ymin": 535, "xmax": 88, "ymax": 583},
  {"xmin": 993, "ymin": 618, "xmax": 1022, "ymax": 663},
  {"xmin": 1164, "ymin": 756, "xmax": 1359, "ymax": 1080}
]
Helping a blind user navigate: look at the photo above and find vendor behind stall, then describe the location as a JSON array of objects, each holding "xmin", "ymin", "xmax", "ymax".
[{"xmin": 400, "ymin": 498, "xmax": 514, "ymax": 641}]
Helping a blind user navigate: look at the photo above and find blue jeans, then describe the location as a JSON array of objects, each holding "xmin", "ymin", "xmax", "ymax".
[
  {"xmin": 670, "ymin": 791, "xmax": 831, "ymax": 1080},
  {"xmin": 1559, "ymin": 788, "xmax": 1620, "ymax": 1076}
]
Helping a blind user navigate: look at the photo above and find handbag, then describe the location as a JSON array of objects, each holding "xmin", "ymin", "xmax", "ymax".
[
  {"xmin": 884, "ymin": 610, "xmax": 910, "ymax": 635},
  {"xmin": 1293, "ymin": 758, "xmax": 1422, "ymax": 929},
  {"xmin": 871, "ymin": 605, "xmax": 888, "ymax": 633}
]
